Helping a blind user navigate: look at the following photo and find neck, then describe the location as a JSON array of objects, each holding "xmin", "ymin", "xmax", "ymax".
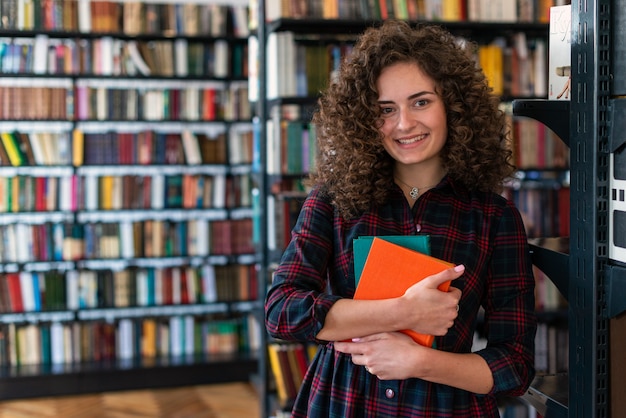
[
  {"xmin": 395, "ymin": 177, "xmax": 439, "ymax": 200},
  {"xmin": 394, "ymin": 164, "xmax": 446, "ymax": 201},
  {"xmin": 394, "ymin": 165, "xmax": 446, "ymax": 190}
]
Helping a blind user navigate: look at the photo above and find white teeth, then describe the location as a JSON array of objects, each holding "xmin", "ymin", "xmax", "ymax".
[{"xmin": 397, "ymin": 134, "xmax": 426, "ymax": 144}]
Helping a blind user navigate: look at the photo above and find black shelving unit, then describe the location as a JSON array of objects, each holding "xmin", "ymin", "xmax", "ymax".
[{"xmin": 515, "ymin": 1, "xmax": 626, "ymax": 416}]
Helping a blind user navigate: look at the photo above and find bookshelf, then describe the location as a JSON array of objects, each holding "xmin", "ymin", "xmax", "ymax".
[
  {"xmin": 0, "ymin": 0, "xmax": 263, "ymax": 403},
  {"xmin": 251, "ymin": 1, "xmax": 568, "ymax": 417},
  {"xmin": 514, "ymin": 1, "xmax": 626, "ymax": 417}
]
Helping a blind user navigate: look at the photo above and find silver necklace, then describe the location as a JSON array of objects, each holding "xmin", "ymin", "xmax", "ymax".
[{"xmin": 395, "ymin": 178, "xmax": 438, "ymax": 200}]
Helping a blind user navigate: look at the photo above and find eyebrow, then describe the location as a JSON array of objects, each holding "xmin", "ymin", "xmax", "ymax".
[{"xmin": 377, "ymin": 91, "xmax": 436, "ymax": 104}]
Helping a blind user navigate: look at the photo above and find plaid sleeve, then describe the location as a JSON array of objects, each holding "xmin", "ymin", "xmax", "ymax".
[
  {"xmin": 265, "ymin": 188, "xmax": 342, "ymax": 342},
  {"xmin": 476, "ymin": 201, "xmax": 537, "ymax": 397}
]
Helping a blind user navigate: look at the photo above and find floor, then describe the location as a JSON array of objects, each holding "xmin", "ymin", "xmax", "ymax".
[{"xmin": 0, "ymin": 382, "xmax": 260, "ymax": 418}]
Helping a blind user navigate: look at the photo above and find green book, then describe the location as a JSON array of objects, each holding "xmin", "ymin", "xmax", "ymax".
[
  {"xmin": 40, "ymin": 325, "xmax": 50, "ymax": 365},
  {"xmin": 353, "ymin": 235, "xmax": 431, "ymax": 285}
]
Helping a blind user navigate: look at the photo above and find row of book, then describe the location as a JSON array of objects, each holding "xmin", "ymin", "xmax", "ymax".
[
  {"xmin": 534, "ymin": 264, "xmax": 567, "ymax": 312},
  {"xmin": 0, "ymin": 172, "xmax": 252, "ymax": 212},
  {"xmin": 0, "ymin": 36, "xmax": 248, "ymax": 79},
  {"xmin": 83, "ymin": 130, "xmax": 204, "ymax": 166},
  {"xmin": 0, "ymin": 83, "xmax": 250, "ymax": 122},
  {"xmin": 0, "ymin": 84, "xmax": 71, "ymax": 121},
  {"xmin": 267, "ymin": 342, "xmax": 318, "ymax": 408},
  {"xmin": 267, "ymin": 192, "xmax": 308, "ymax": 253},
  {"xmin": 265, "ymin": 31, "xmax": 548, "ymax": 101},
  {"xmin": 535, "ymin": 321, "xmax": 568, "ymax": 374},
  {"xmin": 266, "ymin": 32, "xmax": 343, "ymax": 100},
  {"xmin": 266, "ymin": 0, "xmax": 557, "ymax": 24},
  {"xmin": 73, "ymin": 83, "xmax": 251, "ymax": 122},
  {"xmin": 82, "ymin": 218, "xmax": 255, "ymax": 260},
  {"xmin": 505, "ymin": 183, "xmax": 570, "ymax": 238},
  {"xmin": 0, "ymin": 218, "xmax": 255, "ymax": 263},
  {"xmin": 509, "ymin": 116, "xmax": 569, "ymax": 169},
  {"xmin": 0, "ymin": 314, "xmax": 258, "ymax": 367},
  {"xmin": 0, "ymin": 175, "xmax": 72, "ymax": 212},
  {"xmin": 0, "ymin": 130, "xmax": 72, "ymax": 166},
  {"xmin": 0, "ymin": 1, "xmax": 249, "ymax": 38},
  {"xmin": 478, "ymin": 34, "xmax": 547, "ymax": 98},
  {"xmin": 0, "ymin": 127, "xmax": 254, "ymax": 167},
  {"xmin": 81, "ymin": 173, "xmax": 251, "ymax": 211},
  {"xmin": 0, "ymin": 264, "xmax": 258, "ymax": 314},
  {"xmin": 266, "ymin": 119, "xmax": 318, "ymax": 176}
]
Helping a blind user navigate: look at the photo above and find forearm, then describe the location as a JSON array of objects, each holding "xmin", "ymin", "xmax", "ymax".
[
  {"xmin": 334, "ymin": 331, "xmax": 494, "ymax": 394},
  {"xmin": 316, "ymin": 297, "xmax": 404, "ymax": 341},
  {"xmin": 416, "ymin": 349, "xmax": 493, "ymax": 394},
  {"xmin": 318, "ymin": 267, "xmax": 464, "ymax": 342}
]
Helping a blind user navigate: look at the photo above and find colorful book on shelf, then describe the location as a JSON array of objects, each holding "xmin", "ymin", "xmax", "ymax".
[
  {"xmin": 0, "ymin": 132, "xmax": 25, "ymax": 166},
  {"xmin": 478, "ymin": 43, "xmax": 503, "ymax": 96},
  {"xmin": 268, "ymin": 343, "xmax": 306, "ymax": 405},
  {"xmin": 353, "ymin": 236, "xmax": 453, "ymax": 347},
  {"xmin": 6, "ymin": 273, "xmax": 23, "ymax": 313}
]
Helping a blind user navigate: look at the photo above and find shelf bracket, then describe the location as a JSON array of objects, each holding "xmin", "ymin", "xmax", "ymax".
[
  {"xmin": 511, "ymin": 99, "xmax": 570, "ymax": 147},
  {"xmin": 605, "ymin": 264, "xmax": 626, "ymax": 318},
  {"xmin": 522, "ymin": 374, "xmax": 569, "ymax": 418},
  {"xmin": 529, "ymin": 242, "xmax": 569, "ymax": 301}
]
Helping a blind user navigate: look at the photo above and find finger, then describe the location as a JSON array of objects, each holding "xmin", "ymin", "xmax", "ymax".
[
  {"xmin": 334, "ymin": 339, "xmax": 370, "ymax": 354},
  {"xmin": 448, "ymin": 287, "xmax": 462, "ymax": 300},
  {"xmin": 351, "ymin": 335, "xmax": 378, "ymax": 343},
  {"xmin": 333, "ymin": 341, "xmax": 353, "ymax": 353},
  {"xmin": 423, "ymin": 264, "xmax": 465, "ymax": 289}
]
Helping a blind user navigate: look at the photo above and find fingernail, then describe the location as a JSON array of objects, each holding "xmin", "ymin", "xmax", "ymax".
[{"xmin": 454, "ymin": 265, "xmax": 465, "ymax": 272}]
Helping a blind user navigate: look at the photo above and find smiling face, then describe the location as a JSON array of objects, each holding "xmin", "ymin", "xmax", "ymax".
[{"xmin": 376, "ymin": 61, "xmax": 448, "ymax": 176}]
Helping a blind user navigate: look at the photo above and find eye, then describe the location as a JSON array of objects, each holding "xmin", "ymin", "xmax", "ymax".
[
  {"xmin": 380, "ymin": 106, "xmax": 395, "ymax": 116},
  {"xmin": 413, "ymin": 98, "xmax": 430, "ymax": 107}
]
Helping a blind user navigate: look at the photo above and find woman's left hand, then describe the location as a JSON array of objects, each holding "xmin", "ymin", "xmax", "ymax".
[{"xmin": 334, "ymin": 332, "xmax": 425, "ymax": 380}]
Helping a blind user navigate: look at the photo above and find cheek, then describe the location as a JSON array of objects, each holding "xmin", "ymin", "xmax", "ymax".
[
  {"xmin": 380, "ymin": 134, "xmax": 396, "ymax": 155},
  {"xmin": 379, "ymin": 118, "xmax": 394, "ymax": 137}
]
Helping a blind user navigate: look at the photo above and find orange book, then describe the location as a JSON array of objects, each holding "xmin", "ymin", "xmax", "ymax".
[{"xmin": 353, "ymin": 237, "xmax": 454, "ymax": 347}]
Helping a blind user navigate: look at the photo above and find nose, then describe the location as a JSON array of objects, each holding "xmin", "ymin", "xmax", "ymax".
[{"xmin": 396, "ymin": 106, "xmax": 416, "ymax": 131}]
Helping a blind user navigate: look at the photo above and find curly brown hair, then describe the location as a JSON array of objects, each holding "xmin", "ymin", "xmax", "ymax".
[{"xmin": 307, "ymin": 19, "xmax": 515, "ymax": 219}]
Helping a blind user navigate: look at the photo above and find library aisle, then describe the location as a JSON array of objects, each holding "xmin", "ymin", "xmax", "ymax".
[{"xmin": 0, "ymin": 382, "xmax": 259, "ymax": 418}]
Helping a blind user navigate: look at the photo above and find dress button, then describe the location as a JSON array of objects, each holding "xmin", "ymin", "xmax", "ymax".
[
  {"xmin": 415, "ymin": 224, "xmax": 422, "ymax": 232},
  {"xmin": 385, "ymin": 388, "xmax": 395, "ymax": 399}
]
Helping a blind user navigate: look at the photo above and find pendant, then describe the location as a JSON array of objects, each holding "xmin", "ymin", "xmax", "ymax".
[{"xmin": 409, "ymin": 187, "xmax": 419, "ymax": 200}]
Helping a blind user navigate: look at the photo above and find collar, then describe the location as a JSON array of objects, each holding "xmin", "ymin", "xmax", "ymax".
[
  {"xmin": 390, "ymin": 174, "xmax": 470, "ymax": 203},
  {"xmin": 443, "ymin": 175, "xmax": 471, "ymax": 202}
]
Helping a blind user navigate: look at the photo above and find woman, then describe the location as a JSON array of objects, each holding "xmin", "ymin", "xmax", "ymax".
[{"xmin": 265, "ymin": 20, "xmax": 536, "ymax": 417}]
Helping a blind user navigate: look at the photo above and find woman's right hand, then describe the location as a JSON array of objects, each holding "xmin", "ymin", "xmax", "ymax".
[{"xmin": 400, "ymin": 265, "xmax": 464, "ymax": 336}]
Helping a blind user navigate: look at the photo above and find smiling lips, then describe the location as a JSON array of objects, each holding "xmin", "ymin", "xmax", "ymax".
[{"xmin": 396, "ymin": 133, "xmax": 428, "ymax": 145}]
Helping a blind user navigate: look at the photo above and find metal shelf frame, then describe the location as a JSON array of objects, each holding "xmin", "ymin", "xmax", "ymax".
[
  {"xmin": 256, "ymin": 1, "xmax": 626, "ymax": 416},
  {"xmin": 518, "ymin": 2, "xmax": 626, "ymax": 417},
  {"xmin": 569, "ymin": 1, "xmax": 612, "ymax": 416}
]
